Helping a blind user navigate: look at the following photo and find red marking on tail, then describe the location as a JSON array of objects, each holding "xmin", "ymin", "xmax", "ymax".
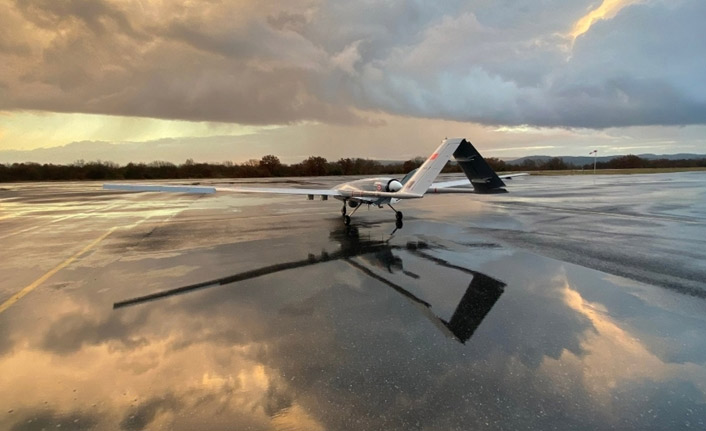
[{"xmin": 430, "ymin": 153, "xmax": 438, "ymax": 160}]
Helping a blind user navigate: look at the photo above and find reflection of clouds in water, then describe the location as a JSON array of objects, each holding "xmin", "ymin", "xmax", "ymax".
[
  {"xmin": 119, "ymin": 394, "xmax": 180, "ymax": 431},
  {"xmin": 570, "ymin": 265, "xmax": 706, "ymax": 366},
  {"xmin": 475, "ymin": 260, "xmax": 593, "ymax": 368},
  {"xmin": 271, "ymin": 404, "xmax": 325, "ymax": 431},
  {"xmin": 2, "ymin": 233, "xmax": 706, "ymax": 430},
  {"xmin": 550, "ymin": 282, "xmax": 706, "ymax": 399},
  {"xmin": 252, "ymin": 267, "xmax": 594, "ymax": 430},
  {"xmin": 1, "ymin": 287, "xmax": 305, "ymax": 429},
  {"xmin": 10, "ymin": 409, "xmax": 99, "ymax": 431},
  {"xmin": 1, "ymin": 334, "xmax": 318, "ymax": 430},
  {"xmin": 41, "ymin": 311, "xmax": 150, "ymax": 355}
]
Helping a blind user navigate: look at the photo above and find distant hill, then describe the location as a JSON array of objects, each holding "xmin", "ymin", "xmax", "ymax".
[
  {"xmin": 506, "ymin": 153, "xmax": 706, "ymax": 166},
  {"xmin": 636, "ymin": 153, "xmax": 706, "ymax": 160}
]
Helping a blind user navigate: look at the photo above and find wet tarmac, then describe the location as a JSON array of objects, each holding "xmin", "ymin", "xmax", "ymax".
[{"xmin": 1, "ymin": 172, "xmax": 705, "ymax": 430}]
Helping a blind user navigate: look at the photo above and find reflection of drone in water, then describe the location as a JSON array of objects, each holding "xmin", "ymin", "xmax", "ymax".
[
  {"xmin": 105, "ymin": 138, "xmax": 525, "ymax": 229},
  {"xmin": 114, "ymin": 225, "xmax": 505, "ymax": 344}
]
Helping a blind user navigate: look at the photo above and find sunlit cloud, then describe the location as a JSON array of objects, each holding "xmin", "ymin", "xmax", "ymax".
[
  {"xmin": 0, "ymin": 111, "xmax": 274, "ymax": 151},
  {"xmin": 493, "ymin": 125, "xmax": 555, "ymax": 135},
  {"xmin": 485, "ymin": 146, "xmax": 557, "ymax": 153},
  {"xmin": 0, "ymin": 0, "xmax": 704, "ymax": 161},
  {"xmin": 570, "ymin": 0, "xmax": 646, "ymax": 39}
]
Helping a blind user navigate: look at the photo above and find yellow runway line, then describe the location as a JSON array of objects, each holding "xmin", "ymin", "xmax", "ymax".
[{"xmin": 0, "ymin": 227, "xmax": 116, "ymax": 315}]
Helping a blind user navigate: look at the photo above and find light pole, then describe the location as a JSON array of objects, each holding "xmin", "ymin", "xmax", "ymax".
[{"xmin": 589, "ymin": 149, "xmax": 597, "ymax": 174}]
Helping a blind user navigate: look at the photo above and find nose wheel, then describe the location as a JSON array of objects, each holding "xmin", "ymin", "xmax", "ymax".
[{"xmin": 342, "ymin": 201, "xmax": 360, "ymax": 225}]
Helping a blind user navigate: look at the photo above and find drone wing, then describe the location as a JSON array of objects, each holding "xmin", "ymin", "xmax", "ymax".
[
  {"xmin": 104, "ymin": 183, "xmax": 342, "ymax": 197},
  {"xmin": 103, "ymin": 183, "xmax": 423, "ymax": 199}
]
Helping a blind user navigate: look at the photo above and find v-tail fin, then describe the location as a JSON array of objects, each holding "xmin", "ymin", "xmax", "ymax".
[
  {"xmin": 453, "ymin": 139, "xmax": 506, "ymax": 193},
  {"xmin": 400, "ymin": 138, "xmax": 463, "ymax": 196}
]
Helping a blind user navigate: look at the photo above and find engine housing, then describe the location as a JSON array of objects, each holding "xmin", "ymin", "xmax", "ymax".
[{"xmin": 386, "ymin": 179, "xmax": 403, "ymax": 192}]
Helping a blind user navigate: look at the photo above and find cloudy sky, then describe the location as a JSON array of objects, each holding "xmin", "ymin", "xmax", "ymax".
[{"xmin": 1, "ymin": 0, "xmax": 705, "ymax": 163}]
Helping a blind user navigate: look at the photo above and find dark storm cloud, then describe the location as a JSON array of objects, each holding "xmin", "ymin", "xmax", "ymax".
[
  {"xmin": 1, "ymin": 0, "xmax": 704, "ymax": 128},
  {"xmin": 545, "ymin": 1, "xmax": 706, "ymax": 128},
  {"xmin": 347, "ymin": 1, "xmax": 706, "ymax": 128},
  {"xmin": 14, "ymin": 0, "xmax": 144, "ymax": 38}
]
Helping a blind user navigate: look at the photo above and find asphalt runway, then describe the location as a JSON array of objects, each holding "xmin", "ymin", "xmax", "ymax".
[{"xmin": 1, "ymin": 172, "xmax": 706, "ymax": 430}]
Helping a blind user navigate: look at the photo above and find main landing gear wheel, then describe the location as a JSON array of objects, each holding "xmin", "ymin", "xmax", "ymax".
[
  {"xmin": 395, "ymin": 219, "xmax": 403, "ymax": 229},
  {"xmin": 388, "ymin": 204, "xmax": 403, "ymax": 222},
  {"xmin": 344, "ymin": 215, "xmax": 351, "ymax": 226}
]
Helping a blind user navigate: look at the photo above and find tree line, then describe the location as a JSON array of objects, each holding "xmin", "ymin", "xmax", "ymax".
[
  {"xmin": 0, "ymin": 156, "xmax": 452, "ymax": 182},
  {"xmin": 488, "ymin": 155, "xmax": 706, "ymax": 172},
  {"xmin": 1, "ymin": 154, "xmax": 704, "ymax": 182}
]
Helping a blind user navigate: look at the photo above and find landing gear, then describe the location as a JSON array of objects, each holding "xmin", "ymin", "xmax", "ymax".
[
  {"xmin": 391, "ymin": 220, "xmax": 403, "ymax": 233},
  {"xmin": 342, "ymin": 201, "xmax": 360, "ymax": 225},
  {"xmin": 388, "ymin": 204, "xmax": 404, "ymax": 233},
  {"xmin": 389, "ymin": 204, "xmax": 403, "ymax": 221},
  {"xmin": 340, "ymin": 201, "xmax": 404, "ymax": 230}
]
